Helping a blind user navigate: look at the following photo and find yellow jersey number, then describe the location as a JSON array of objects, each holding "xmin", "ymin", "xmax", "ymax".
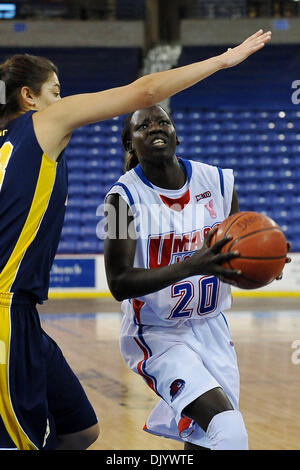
[{"xmin": 0, "ymin": 141, "xmax": 13, "ymax": 191}]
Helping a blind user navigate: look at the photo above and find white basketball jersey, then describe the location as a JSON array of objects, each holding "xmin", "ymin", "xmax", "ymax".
[{"xmin": 106, "ymin": 158, "xmax": 234, "ymax": 327}]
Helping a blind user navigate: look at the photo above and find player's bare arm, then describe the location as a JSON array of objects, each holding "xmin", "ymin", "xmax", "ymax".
[
  {"xmin": 229, "ymin": 188, "xmax": 239, "ymax": 216},
  {"xmin": 33, "ymin": 30, "xmax": 271, "ymax": 161}
]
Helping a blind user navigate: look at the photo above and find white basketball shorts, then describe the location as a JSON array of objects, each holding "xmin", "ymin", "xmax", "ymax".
[{"xmin": 119, "ymin": 312, "xmax": 240, "ymax": 448}]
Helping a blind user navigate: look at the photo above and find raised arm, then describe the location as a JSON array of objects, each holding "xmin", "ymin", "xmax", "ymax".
[
  {"xmin": 104, "ymin": 194, "xmax": 241, "ymax": 302},
  {"xmin": 33, "ymin": 30, "xmax": 271, "ymax": 160}
]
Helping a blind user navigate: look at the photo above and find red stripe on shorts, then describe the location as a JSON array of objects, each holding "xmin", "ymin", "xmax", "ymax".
[
  {"xmin": 134, "ymin": 337, "xmax": 155, "ymax": 392},
  {"xmin": 132, "ymin": 298, "xmax": 145, "ymax": 324},
  {"xmin": 178, "ymin": 416, "xmax": 193, "ymax": 438}
]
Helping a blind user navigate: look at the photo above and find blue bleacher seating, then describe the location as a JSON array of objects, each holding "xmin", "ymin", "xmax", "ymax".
[
  {"xmin": 57, "ymin": 240, "xmax": 77, "ymax": 254},
  {"xmin": 175, "ymin": 105, "xmax": 299, "ymax": 253},
  {"xmin": 76, "ymin": 240, "xmax": 100, "ymax": 253},
  {"xmin": 64, "ymin": 209, "xmax": 82, "ymax": 224}
]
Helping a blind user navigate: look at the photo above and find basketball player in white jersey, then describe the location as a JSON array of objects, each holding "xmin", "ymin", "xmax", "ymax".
[
  {"xmin": 104, "ymin": 101, "xmax": 291, "ymax": 449},
  {"xmin": 103, "ymin": 102, "xmax": 250, "ymax": 450}
]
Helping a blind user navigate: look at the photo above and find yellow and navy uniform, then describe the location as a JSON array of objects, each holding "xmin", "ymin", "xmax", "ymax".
[
  {"xmin": 0, "ymin": 110, "xmax": 67, "ymax": 302},
  {"xmin": 0, "ymin": 111, "xmax": 97, "ymax": 450}
]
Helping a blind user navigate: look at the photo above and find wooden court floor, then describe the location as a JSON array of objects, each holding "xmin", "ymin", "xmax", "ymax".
[{"xmin": 39, "ymin": 296, "xmax": 300, "ymax": 451}]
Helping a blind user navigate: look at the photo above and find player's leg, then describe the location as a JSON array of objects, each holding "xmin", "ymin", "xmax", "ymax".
[
  {"xmin": 56, "ymin": 423, "xmax": 99, "ymax": 450},
  {"xmin": 183, "ymin": 387, "xmax": 248, "ymax": 450},
  {"xmin": 136, "ymin": 316, "xmax": 247, "ymax": 450},
  {"xmin": 123, "ymin": 324, "xmax": 221, "ymax": 449},
  {"xmin": 183, "ymin": 386, "xmax": 233, "ymax": 430},
  {"xmin": 183, "ymin": 387, "xmax": 234, "ymax": 450},
  {"xmin": 181, "ymin": 315, "xmax": 248, "ymax": 450},
  {"xmin": 43, "ymin": 330, "xmax": 99, "ymax": 450},
  {"xmin": 0, "ymin": 296, "xmax": 50, "ymax": 450},
  {"xmin": 183, "ymin": 441, "xmax": 210, "ymax": 450}
]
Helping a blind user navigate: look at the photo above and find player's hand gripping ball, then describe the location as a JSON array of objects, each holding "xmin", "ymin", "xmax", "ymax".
[{"xmin": 210, "ymin": 211, "xmax": 289, "ymax": 289}]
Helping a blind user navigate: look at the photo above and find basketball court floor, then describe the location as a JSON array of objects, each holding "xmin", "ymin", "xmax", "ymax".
[{"xmin": 39, "ymin": 295, "xmax": 300, "ymax": 450}]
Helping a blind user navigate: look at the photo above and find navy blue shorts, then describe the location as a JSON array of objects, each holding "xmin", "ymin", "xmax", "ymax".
[{"xmin": 0, "ymin": 293, "xmax": 98, "ymax": 450}]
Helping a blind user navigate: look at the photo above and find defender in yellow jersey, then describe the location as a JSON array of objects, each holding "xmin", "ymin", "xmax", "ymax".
[{"xmin": 0, "ymin": 32, "xmax": 272, "ymax": 449}]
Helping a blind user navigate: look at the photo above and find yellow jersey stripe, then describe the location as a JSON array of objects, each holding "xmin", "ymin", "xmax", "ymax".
[
  {"xmin": 0, "ymin": 141, "xmax": 13, "ymax": 192},
  {"xmin": 0, "ymin": 296, "xmax": 38, "ymax": 449},
  {"xmin": 0, "ymin": 154, "xmax": 56, "ymax": 292}
]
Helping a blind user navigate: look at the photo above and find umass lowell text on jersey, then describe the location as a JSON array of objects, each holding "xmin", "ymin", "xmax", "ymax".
[{"xmin": 106, "ymin": 158, "xmax": 234, "ymax": 327}]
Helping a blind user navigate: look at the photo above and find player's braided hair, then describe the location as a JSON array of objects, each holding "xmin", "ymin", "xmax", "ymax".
[
  {"xmin": 0, "ymin": 54, "xmax": 58, "ymax": 127},
  {"xmin": 121, "ymin": 105, "xmax": 180, "ymax": 172}
]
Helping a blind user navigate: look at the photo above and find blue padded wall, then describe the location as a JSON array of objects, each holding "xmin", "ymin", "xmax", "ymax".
[{"xmin": 172, "ymin": 45, "xmax": 300, "ymax": 109}]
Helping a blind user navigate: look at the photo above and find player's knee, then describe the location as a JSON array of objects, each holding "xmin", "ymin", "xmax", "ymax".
[
  {"xmin": 206, "ymin": 410, "xmax": 248, "ymax": 450},
  {"xmin": 80, "ymin": 422, "xmax": 100, "ymax": 449}
]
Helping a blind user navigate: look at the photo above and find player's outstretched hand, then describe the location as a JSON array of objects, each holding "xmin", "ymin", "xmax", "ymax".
[
  {"xmin": 219, "ymin": 29, "xmax": 272, "ymax": 69},
  {"xmin": 187, "ymin": 226, "xmax": 241, "ymax": 286}
]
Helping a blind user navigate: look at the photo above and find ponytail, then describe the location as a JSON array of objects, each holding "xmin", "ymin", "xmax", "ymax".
[
  {"xmin": 124, "ymin": 151, "xmax": 139, "ymax": 171},
  {"xmin": 121, "ymin": 111, "xmax": 140, "ymax": 172}
]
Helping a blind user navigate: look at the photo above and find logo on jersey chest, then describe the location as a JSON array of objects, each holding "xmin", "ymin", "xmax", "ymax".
[
  {"xmin": 204, "ymin": 199, "xmax": 217, "ymax": 218},
  {"xmin": 195, "ymin": 194, "xmax": 217, "ymax": 219},
  {"xmin": 195, "ymin": 190, "xmax": 211, "ymax": 201},
  {"xmin": 148, "ymin": 228, "xmax": 212, "ymax": 268}
]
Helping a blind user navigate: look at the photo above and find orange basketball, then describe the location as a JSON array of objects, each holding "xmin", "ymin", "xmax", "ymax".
[{"xmin": 210, "ymin": 211, "xmax": 288, "ymax": 289}]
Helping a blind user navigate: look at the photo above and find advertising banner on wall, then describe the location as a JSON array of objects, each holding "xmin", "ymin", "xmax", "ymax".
[{"xmin": 50, "ymin": 258, "xmax": 96, "ymax": 288}]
